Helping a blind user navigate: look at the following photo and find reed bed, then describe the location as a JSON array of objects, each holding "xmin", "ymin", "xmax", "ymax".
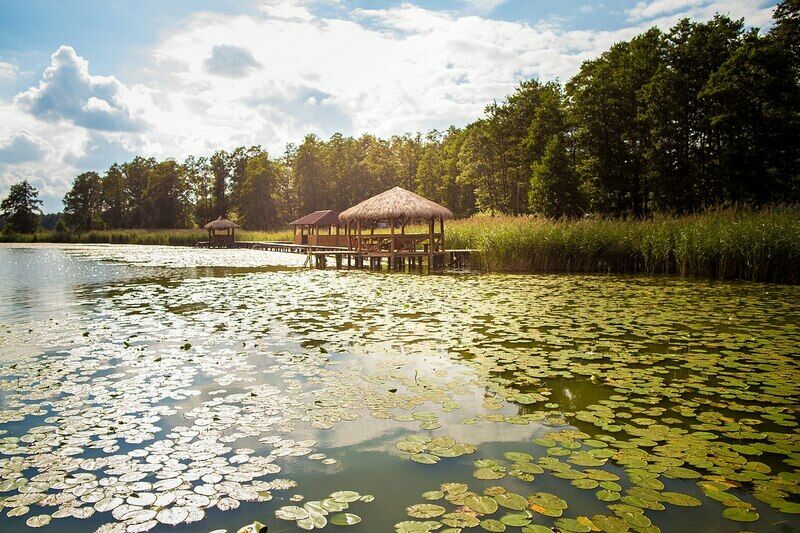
[{"xmin": 447, "ymin": 206, "xmax": 800, "ymax": 283}]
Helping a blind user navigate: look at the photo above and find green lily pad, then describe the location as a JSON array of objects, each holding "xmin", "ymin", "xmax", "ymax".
[
  {"xmin": 330, "ymin": 513, "xmax": 362, "ymax": 526},
  {"xmin": 722, "ymin": 508, "xmax": 759, "ymax": 522},
  {"xmin": 464, "ymin": 494, "xmax": 499, "ymax": 514}
]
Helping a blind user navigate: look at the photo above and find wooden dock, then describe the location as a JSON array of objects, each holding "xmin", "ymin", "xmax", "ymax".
[{"xmin": 195, "ymin": 240, "xmax": 476, "ymax": 270}]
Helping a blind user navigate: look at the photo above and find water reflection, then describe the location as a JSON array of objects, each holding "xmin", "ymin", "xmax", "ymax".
[{"xmin": 0, "ymin": 245, "xmax": 798, "ymax": 532}]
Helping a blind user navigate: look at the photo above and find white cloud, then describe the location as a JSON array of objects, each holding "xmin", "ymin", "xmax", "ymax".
[
  {"xmin": 204, "ymin": 44, "xmax": 262, "ymax": 78},
  {"xmin": 14, "ymin": 46, "xmax": 146, "ymax": 132},
  {"xmin": 259, "ymin": 0, "xmax": 316, "ymax": 21},
  {"xmin": 0, "ymin": 1, "xmax": 779, "ymax": 212},
  {"xmin": 0, "ymin": 61, "xmax": 20, "ymax": 80},
  {"xmin": 0, "ymin": 132, "xmax": 47, "ymax": 164},
  {"xmin": 627, "ymin": 0, "xmax": 775, "ymax": 26}
]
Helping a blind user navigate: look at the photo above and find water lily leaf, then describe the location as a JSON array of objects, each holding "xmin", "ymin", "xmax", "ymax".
[
  {"xmin": 499, "ymin": 512, "xmax": 532, "ymax": 527},
  {"xmin": 275, "ymin": 506, "xmax": 309, "ymax": 521},
  {"xmin": 555, "ymin": 517, "xmax": 591, "ymax": 532},
  {"xmin": 494, "ymin": 492, "xmax": 527, "ymax": 511},
  {"xmin": 330, "ymin": 491, "xmax": 361, "ymax": 503},
  {"xmin": 407, "ymin": 504, "xmax": 446, "ymax": 519},
  {"xmin": 25, "ymin": 515, "xmax": 51, "ymax": 528},
  {"xmin": 394, "ymin": 521, "xmax": 440, "ymax": 532},
  {"xmin": 441, "ymin": 512, "xmax": 480, "ymax": 528},
  {"xmin": 473, "ymin": 467, "xmax": 505, "ymax": 480},
  {"xmin": 237, "ymin": 521, "xmax": 266, "ymax": 533},
  {"xmin": 330, "ymin": 513, "xmax": 361, "ymax": 526},
  {"xmin": 465, "ymin": 494, "xmax": 499, "ymax": 514},
  {"xmin": 411, "ymin": 453, "xmax": 440, "ymax": 465},
  {"xmin": 480, "ymin": 518, "xmax": 506, "ymax": 531},
  {"xmin": 722, "ymin": 508, "xmax": 759, "ymax": 522}
]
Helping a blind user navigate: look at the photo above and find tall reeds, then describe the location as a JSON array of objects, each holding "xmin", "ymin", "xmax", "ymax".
[{"xmin": 447, "ymin": 206, "xmax": 800, "ymax": 283}]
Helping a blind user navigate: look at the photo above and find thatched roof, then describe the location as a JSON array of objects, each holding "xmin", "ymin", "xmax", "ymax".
[
  {"xmin": 203, "ymin": 216, "xmax": 240, "ymax": 230},
  {"xmin": 289, "ymin": 210, "xmax": 341, "ymax": 226},
  {"xmin": 339, "ymin": 187, "xmax": 453, "ymax": 222}
]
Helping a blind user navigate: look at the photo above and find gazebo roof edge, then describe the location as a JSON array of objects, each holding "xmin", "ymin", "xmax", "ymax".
[{"xmin": 339, "ymin": 187, "xmax": 453, "ymax": 222}]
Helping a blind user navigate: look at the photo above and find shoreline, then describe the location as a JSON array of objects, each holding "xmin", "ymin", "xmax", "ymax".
[{"xmin": 2, "ymin": 207, "xmax": 798, "ymax": 283}]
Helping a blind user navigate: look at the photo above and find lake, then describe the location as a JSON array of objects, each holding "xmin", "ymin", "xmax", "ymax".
[{"xmin": 0, "ymin": 244, "xmax": 798, "ymax": 533}]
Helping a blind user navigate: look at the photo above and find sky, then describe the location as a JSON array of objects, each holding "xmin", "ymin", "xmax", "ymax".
[{"xmin": 0, "ymin": 0, "xmax": 779, "ymax": 212}]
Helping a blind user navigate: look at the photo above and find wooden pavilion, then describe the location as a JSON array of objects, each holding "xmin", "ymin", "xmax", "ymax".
[
  {"xmin": 203, "ymin": 216, "xmax": 240, "ymax": 247},
  {"xmin": 289, "ymin": 210, "xmax": 348, "ymax": 247},
  {"xmin": 339, "ymin": 187, "xmax": 453, "ymax": 269}
]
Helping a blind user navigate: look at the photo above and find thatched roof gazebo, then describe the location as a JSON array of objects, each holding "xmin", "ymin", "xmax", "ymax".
[
  {"xmin": 203, "ymin": 216, "xmax": 240, "ymax": 247},
  {"xmin": 289, "ymin": 210, "xmax": 347, "ymax": 247},
  {"xmin": 339, "ymin": 187, "xmax": 453, "ymax": 267}
]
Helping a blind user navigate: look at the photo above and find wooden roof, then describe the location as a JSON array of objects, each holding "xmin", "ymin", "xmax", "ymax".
[
  {"xmin": 339, "ymin": 187, "xmax": 453, "ymax": 222},
  {"xmin": 203, "ymin": 216, "xmax": 240, "ymax": 230},
  {"xmin": 289, "ymin": 210, "xmax": 341, "ymax": 226}
]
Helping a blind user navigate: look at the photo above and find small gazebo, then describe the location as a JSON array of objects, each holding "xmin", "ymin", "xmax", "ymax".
[
  {"xmin": 339, "ymin": 187, "xmax": 453, "ymax": 268},
  {"xmin": 289, "ymin": 210, "xmax": 347, "ymax": 247},
  {"xmin": 203, "ymin": 216, "xmax": 240, "ymax": 247}
]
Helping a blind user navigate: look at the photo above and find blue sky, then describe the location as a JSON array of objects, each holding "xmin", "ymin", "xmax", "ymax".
[{"xmin": 0, "ymin": 0, "xmax": 779, "ymax": 211}]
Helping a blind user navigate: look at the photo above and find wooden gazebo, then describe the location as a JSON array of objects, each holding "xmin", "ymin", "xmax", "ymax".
[
  {"xmin": 289, "ymin": 210, "xmax": 347, "ymax": 247},
  {"xmin": 203, "ymin": 216, "xmax": 240, "ymax": 247},
  {"xmin": 339, "ymin": 187, "xmax": 453, "ymax": 269}
]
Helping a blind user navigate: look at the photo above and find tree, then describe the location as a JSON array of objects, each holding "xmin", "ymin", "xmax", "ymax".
[
  {"xmin": 101, "ymin": 163, "xmax": 126, "ymax": 228},
  {"xmin": 63, "ymin": 172, "xmax": 103, "ymax": 231},
  {"xmin": 1, "ymin": 181, "xmax": 42, "ymax": 233},
  {"xmin": 239, "ymin": 152, "xmax": 279, "ymax": 228},
  {"xmin": 640, "ymin": 16, "xmax": 745, "ymax": 212},
  {"xmin": 701, "ymin": 31, "xmax": 800, "ymax": 204},
  {"xmin": 122, "ymin": 157, "xmax": 155, "ymax": 228},
  {"xmin": 185, "ymin": 155, "xmax": 214, "ymax": 225},
  {"xmin": 143, "ymin": 160, "xmax": 191, "ymax": 228},
  {"xmin": 210, "ymin": 150, "xmax": 230, "ymax": 217},
  {"xmin": 529, "ymin": 133, "xmax": 586, "ymax": 217},
  {"xmin": 294, "ymin": 135, "xmax": 327, "ymax": 214},
  {"xmin": 568, "ymin": 28, "xmax": 664, "ymax": 215},
  {"xmin": 772, "ymin": 0, "xmax": 800, "ymax": 76},
  {"xmin": 458, "ymin": 118, "xmax": 505, "ymax": 214}
]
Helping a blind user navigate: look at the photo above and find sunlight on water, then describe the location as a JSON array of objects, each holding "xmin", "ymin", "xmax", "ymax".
[{"xmin": 0, "ymin": 244, "xmax": 798, "ymax": 533}]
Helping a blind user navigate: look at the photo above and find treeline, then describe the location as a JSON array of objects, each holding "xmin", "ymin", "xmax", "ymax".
[{"xmin": 56, "ymin": 4, "xmax": 799, "ymax": 231}]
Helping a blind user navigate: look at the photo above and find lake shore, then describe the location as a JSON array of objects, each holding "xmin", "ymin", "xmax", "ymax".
[{"xmin": 2, "ymin": 206, "xmax": 798, "ymax": 283}]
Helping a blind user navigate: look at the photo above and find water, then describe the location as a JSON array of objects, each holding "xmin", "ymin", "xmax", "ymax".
[{"xmin": 0, "ymin": 243, "xmax": 798, "ymax": 533}]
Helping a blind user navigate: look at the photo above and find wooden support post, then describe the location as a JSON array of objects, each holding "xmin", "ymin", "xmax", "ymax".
[
  {"xmin": 427, "ymin": 217, "xmax": 434, "ymax": 269},
  {"xmin": 439, "ymin": 216, "xmax": 445, "ymax": 252},
  {"xmin": 390, "ymin": 217, "xmax": 395, "ymax": 270}
]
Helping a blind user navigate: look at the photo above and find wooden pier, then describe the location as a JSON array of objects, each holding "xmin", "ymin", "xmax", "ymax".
[
  {"xmin": 197, "ymin": 187, "xmax": 475, "ymax": 271},
  {"xmin": 195, "ymin": 240, "xmax": 476, "ymax": 270}
]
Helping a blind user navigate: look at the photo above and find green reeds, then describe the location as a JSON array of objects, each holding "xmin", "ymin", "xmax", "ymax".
[{"xmin": 446, "ymin": 206, "xmax": 800, "ymax": 283}]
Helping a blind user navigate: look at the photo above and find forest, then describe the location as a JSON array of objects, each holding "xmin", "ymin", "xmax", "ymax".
[{"xmin": 5, "ymin": 2, "xmax": 800, "ymax": 232}]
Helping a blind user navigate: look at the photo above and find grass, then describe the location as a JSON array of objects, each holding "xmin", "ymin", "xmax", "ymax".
[
  {"xmin": 2, "ymin": 206, "xmax": 797, "ymax": 282},
  {"xmin": 446, "ymin": 206, "xmax": 800, "ymax": 283}
]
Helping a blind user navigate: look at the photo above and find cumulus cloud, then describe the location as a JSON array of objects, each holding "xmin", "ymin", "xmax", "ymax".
[
  {"xmin": 258, "ymin": 0, "xmax": 316, "ymax": 21},
  {"xmin": 0, "ymin": 61, "xmax": 20, "ymax": 80},
  {"xmin": 0, "ymin": 1, "xmax": 781, "ymax": 211},
  {"xmin": 627, "ymin": 0, "xmax": 775, "ymax": 25},
  {"xmin": 0, "ymin": 132, "xmax": 47, "ymax": 164},
  {"xmin": 204, "ymin": 44, "xmax": 262, "ymax": 78},
  {"xmin": 63, "ymin": 132, "xmax": 135, "ymax": 170},
  {"xmin": 14, "ymin": 46, "xmax": 146, "ymax": 132}
]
